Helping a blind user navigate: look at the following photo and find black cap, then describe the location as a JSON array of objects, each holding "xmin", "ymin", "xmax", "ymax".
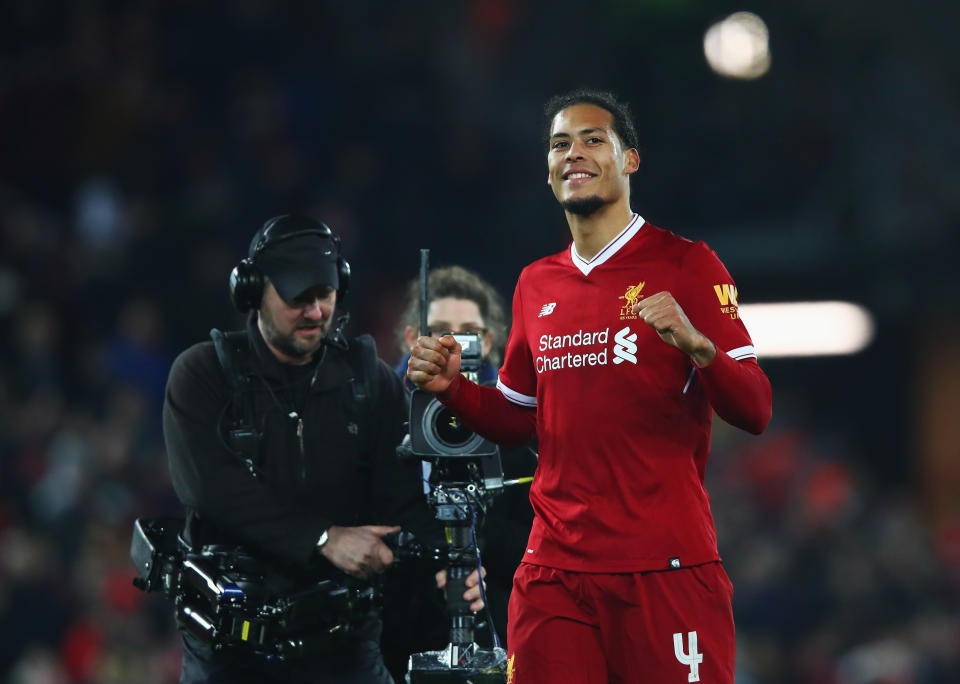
[{"xmin": 249, "ymin": 216, "xmax": 340, "ymax": 302}]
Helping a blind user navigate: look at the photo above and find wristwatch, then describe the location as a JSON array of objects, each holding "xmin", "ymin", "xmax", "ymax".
[{"xmin": 316, "ymin": 528, "xmax": 330, "ymax": 550}]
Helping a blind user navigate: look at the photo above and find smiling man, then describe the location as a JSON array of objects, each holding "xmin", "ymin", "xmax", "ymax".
[{"xmin": 407, "ymin": 90, "xmax": 772, "ymax": 683}]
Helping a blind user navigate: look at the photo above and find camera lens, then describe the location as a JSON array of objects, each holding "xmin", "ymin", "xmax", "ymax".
[
  {"xmin": 433, "ymin": 406, "xmax": 473, "ymax": 448},
  {"xmin": 420, "ymin": 398, "xmax": 488, "ymax": 456}
]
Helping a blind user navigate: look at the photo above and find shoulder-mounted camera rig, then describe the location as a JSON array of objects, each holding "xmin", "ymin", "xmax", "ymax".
[{"xmin": 130, "ymin": 517, "xmax": 379, "ymax": 660}]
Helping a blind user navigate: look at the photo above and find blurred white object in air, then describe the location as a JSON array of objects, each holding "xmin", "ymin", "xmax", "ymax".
[
  {"xmin": 704, "ymin": 11, "xmax": 771, "ymax": 80},
  {"xmin": 738, "ymin": 301, "xmax": 875, "ymax": 358}
]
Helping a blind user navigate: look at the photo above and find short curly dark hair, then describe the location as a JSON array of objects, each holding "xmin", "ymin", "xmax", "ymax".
[
  {"xmin": 543, "ymin": 89, "xmax": 640, "ymax": 152},
  {"xmin": 395, "ymin": 265, "xmax": 508, "ymax": 366}
]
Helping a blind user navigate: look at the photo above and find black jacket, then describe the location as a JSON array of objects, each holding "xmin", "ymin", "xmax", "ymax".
[{"xmin": 163, "ymin": 315, "xmax": 433, "ymax": 583}]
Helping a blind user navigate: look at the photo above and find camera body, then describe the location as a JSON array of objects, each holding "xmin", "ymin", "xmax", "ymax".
[
  {"xmin": 408, "ymin": 333, "xmax": 498, "ymax": 462},
  {"xmin": 405, "ymin": 332, "xmax": 503, "ymax": 497},
  {"xmin": 408, "ymin": 391, "xmax": 498, "ymax": 460}
]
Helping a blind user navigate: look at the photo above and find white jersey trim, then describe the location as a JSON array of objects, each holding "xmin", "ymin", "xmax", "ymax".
[
  {"xmin": 727, "ymin": 345, "xmax": 757, "ymax": 360},
  {"xmin": 570, "ymin": 214, "xmax": 644, "ymax": 276},
  {"xmin": 497, "ymin": 377, "xmax": 537, "ymax": 407},
  {"xmin": 683, "ymin": 346, "xmax": 756, "ymax": 395}
]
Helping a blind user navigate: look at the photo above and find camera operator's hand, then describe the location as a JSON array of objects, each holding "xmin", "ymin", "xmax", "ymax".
[
  {"xmin": 319, "ymin": 525, "xmax": 400, "ymax": 580},
  {"xmin": 435, "ymin": 566, "xmax": 487, "ymax": 613},
  {"xmin": 407, "ymin": 335, "xmax": 461, "ymax": 394}
]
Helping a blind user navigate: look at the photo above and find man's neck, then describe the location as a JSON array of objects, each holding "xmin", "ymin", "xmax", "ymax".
[{"xmin": 566, "ymin": 202, "xmax": 636, "ymax": 261}]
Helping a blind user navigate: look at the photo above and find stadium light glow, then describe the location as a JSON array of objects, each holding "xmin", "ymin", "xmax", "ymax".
[
  {"xmin": 704, "ymin": 11, "xmax": 771, "ymax": 80},
  {"xmin": 738, "ymin": 301, "xmax": 875, "ymax": 358}
]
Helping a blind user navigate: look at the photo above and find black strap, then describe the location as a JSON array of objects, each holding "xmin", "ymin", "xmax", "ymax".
[
  {"xmin": 344, "ymin": 334, "xmax": 380, "ymax": 468},
  {"xmin": 347, "ymin": 333, "xmax": 379, "ymax": 407},
  {"xmin": 211, "ymin": 328, "xmax": 262, "ymax": 477}
]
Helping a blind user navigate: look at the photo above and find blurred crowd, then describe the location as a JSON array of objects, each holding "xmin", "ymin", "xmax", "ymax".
[
  {"xmin": 709, "ymin": 416, "xmax": 960, "ymax": 682},
  {"xmin": 2, "ymin": 1, "xmax": 959, "ymax": 683}
]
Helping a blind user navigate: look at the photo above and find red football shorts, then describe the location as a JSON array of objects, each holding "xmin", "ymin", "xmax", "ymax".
[{"xmin": 505, "ymin": 562, "xmax": 735, "ymax": 684}]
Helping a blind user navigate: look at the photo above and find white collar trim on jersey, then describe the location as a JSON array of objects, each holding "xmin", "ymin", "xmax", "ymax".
[{"xmin": 570, "ymin": 213, "xmax": 644, "ymax": 276}]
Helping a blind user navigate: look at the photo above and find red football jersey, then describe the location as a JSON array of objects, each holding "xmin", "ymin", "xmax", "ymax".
[{"xmin": 496, "ymin": 215, "xmax": 764, "ymax": 573}]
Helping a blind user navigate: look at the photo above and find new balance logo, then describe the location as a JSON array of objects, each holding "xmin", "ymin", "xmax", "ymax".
[
  {"xmin": 538, "ymin": 302, "xmax": 557, "ymax": 317},
  {"xmin": 612, "ymin": 326, "xmax": 637, "ymax": 364}
]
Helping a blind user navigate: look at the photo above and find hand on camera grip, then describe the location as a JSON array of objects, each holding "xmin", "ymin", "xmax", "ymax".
[{"xmin": 320, "ymin": 525, "xmax": 400, "ymax": 580}]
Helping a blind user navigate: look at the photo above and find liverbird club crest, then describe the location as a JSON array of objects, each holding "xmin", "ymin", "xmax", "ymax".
[{"xmin": 619, "ymin": 282, "xmax": 644, "ymax": 319}]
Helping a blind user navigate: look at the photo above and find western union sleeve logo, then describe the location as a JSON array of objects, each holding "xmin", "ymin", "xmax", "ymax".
[
  {"xmin": 713, "ymin": 283, "xmax": 738, "ymax": 306},
  {"xmin": 714, "ymin": 284, "xmax": 739, "ymax": 319}
]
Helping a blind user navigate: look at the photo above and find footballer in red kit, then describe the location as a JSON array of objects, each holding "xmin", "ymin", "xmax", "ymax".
[
  {"xmin": 497, "ymin": 215, "xmax": 762, "ymax": 573},
  {"xmin": 408, "ymin": 90, "xmax": 771, "ymax": 684}
]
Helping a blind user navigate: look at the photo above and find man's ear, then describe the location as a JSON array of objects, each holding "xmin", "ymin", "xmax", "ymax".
[
  {"xmin": 404, "ymin": 325, "xmax": 418, "ymax": 351},
  {"xmin": 624, "ymin": 147, "xmax": 640, "ymax": 175}
]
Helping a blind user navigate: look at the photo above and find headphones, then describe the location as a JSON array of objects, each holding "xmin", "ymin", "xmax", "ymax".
[{"xmin": 229, "ymin": 215, "xmax": 352, "ymax": 313}]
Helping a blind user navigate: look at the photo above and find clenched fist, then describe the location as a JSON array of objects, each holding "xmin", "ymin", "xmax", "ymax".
[{"xmin": 632, "ymin": 291, "xmax": 716, "ymax": 367}]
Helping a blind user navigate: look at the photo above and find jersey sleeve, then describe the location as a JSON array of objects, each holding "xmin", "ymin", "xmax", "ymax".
[
  {"xmin": 496, "ymin": 270, "xmax": 538, "ymax": 408},
  {"xmin": 436, "ymin": 273, "xmax": 538, "ymax": 447},
  {"xmin": 679, "ymin": 242, "xmax": 755, "ymax": 358},
  {"xmin": 679, "ymin": 242, "xmax": 772, "ymax": 434},
  {"xmin": 438, "ymin": 375, "xmax": 537, "ymax": 447}
]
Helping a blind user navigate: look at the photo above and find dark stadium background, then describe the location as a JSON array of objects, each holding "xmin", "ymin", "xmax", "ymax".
[{"xmin": 1, "ymin": 1, "xmax": 957, "ymax": 682}]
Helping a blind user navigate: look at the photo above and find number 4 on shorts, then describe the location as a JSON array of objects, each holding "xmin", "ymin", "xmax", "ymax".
[{"xmin": 673, "ymin": 631, "xmax": 703, "ymax": 682}]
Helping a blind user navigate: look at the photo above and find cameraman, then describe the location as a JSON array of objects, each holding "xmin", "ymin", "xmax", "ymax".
[
  {"xmin": 392, "ymin": 266, "xmax": 536, "ymax": 652},
  {"xmin": 162, "ymin": 216, "xmax": 484, "ymax": 684}
]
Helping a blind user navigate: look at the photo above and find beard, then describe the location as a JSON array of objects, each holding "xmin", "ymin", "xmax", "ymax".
[
  {"xmin": 561, "ymin": 195, "xmax": 607, "ymax": 216},
  {"xmin": 259, "ymin": 311, "xmax": 327, "ymax": 361}
]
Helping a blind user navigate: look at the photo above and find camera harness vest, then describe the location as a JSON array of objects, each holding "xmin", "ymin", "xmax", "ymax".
[{"xmin": 210, "ymin": 328, "xmax": 380, "ymax": 480}]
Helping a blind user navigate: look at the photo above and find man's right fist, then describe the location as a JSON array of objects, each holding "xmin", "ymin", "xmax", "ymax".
[{"xmin": 406, "ymin": 335, "xmax": 462, "ymax": 394}]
